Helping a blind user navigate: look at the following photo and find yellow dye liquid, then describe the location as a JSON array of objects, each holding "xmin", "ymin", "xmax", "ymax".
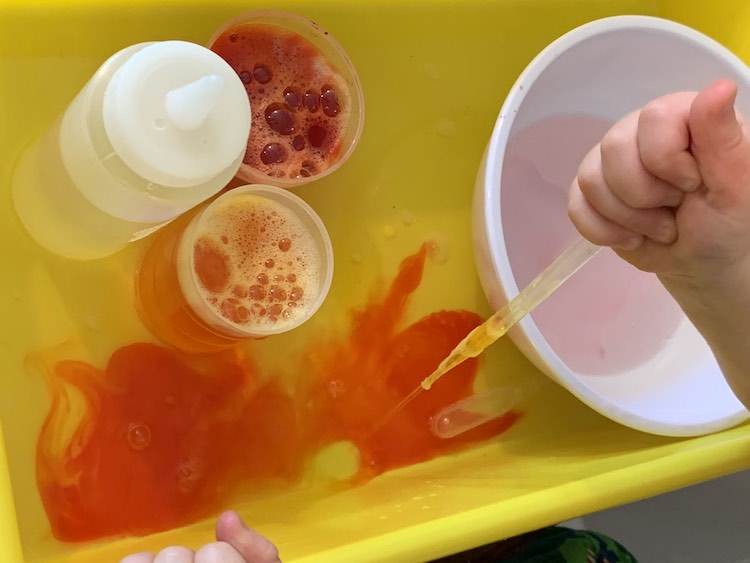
[
  {"xmin": 0, "ymin": 1, "xmax": 700, "ymax": 562},
  {"xmin": 0, "ymin": 18, "xmax": 498, "ymax": 560}
]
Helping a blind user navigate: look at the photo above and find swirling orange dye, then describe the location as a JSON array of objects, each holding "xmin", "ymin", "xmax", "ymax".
[{"xmin": 35, "ymin": 245, "xmax": 520, "ymax": 541}]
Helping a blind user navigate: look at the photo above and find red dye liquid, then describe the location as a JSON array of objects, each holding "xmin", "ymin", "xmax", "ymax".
[
  {"xmin": 35, "ymin": 246, "xmax": 520, "ymax": 542},
  {"xmin": 211, "ymin": 23, "xmax": 351, "ymax": 180},
  {"xmin": 35, "ymin": 346, "xmax": 298, "ymax": 542}
]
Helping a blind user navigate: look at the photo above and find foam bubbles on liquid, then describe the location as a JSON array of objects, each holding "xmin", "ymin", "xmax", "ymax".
[
  {"xmin": 184, "ymin": 194, "xmax": 321, "ymax": 333},
  {"xmin": 127, "ymin": 423, "xmax": 151, "ymax": 451},
  {"xmin": 213, "ymin": 24, "xmax": 352, "ymax": 180},
  {"xmin": 426, "ymin": 236, "xmax": 450, "ymax": 264}
]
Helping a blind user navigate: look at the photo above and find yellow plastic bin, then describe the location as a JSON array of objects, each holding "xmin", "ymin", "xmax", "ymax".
[{"xmin": 3, "ymin": 0, "xmax": 750, "ymax": 561}]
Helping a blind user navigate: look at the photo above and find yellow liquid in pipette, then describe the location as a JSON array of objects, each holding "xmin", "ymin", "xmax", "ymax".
[
  {"xmin": 373, "ymin": 238, "xmax": 601, "ymax": 431},
  {"xmin": 421, "ymin": 311, "xmax": 511, "ymax": 390},
  {"xmin": 370, "ymin": 308, "xmax": 520, "ymax": 435}
]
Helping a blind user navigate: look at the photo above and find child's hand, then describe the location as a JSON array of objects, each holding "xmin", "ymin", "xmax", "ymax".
[
  {"xmin": 120, "ymin": 543, "xmax": 245, "ymax": 563},
  {"xmin": 120, "ymin": 511, "xmax": 281, "ymax": 563},
  {"xmin": 568, "ymin": 79, "xmax": 750, "ymax": 405},
  {"xmin": 569, "ymin": 79, "xmax": 750, "ymax": 278}
]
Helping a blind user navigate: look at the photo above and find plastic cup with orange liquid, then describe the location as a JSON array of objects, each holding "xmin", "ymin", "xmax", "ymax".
[
  {"xmin": 136, "ymin": 184, "xmax": 334, "ymax": 354},
  {"xmin": 208, "ymin": 10, "xmax": 365, "ymax": 188}
]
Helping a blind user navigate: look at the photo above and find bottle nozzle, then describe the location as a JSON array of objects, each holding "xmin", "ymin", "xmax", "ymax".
[{"xmin": 165, "ymin": 74, "xmax": 225, "ymax": 131}]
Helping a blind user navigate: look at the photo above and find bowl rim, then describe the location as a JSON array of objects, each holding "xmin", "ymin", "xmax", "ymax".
[{"xmin": 479, "ymin": 14, "xmax": 750, "ymax": 435}]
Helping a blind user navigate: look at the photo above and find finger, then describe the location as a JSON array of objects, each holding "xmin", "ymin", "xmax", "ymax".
[
  {"xmin": 601, "ymin": 112, "xmax": 685, "ymax": 207},
  {"xmin": 120, "ymin": 554, "xmax": 155, "ymax": 563},
  {"xmin": 637, "ymin": 91, "xmax": 702, "ymax": 191},
  {"xmin": 689, "ymin": 79, "xmax": 750, "ymax": 204},
  {"xmin": 578, "ymin": 145, "xmax": 678, "ymax": 244},
  {"xmin": 153, "ymin": 546, "xmax": 195, "ymax": 562},
  {"xmin": 568, "ymin": 178, "xmax": 643, "ymax": 249},
  {"xmin": 216, "ymin": 511, "xmax": 281, "ymax": 563},
  {"xmin": 195, "ymin": 541, "xmax": 246, "ymax": 563}
]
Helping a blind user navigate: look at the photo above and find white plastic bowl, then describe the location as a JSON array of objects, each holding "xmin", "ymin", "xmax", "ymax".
[{"xmin": 473, "ymin": 15, "xmax": 750, "ymax": 436}]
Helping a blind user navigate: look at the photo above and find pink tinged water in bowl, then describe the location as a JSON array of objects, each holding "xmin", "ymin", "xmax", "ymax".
[{"xmin": 501, "ymin": 114, "xmax": 683, "ymax": 376}]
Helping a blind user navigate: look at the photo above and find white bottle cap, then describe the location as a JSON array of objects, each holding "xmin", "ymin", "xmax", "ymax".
[
  {"xmin": 103, "ymin": 41, "xmax": 251, "ymax": 188},
  {"xmin": 165, "ymin": 74, "xmax": 225, "ymax": 130}
]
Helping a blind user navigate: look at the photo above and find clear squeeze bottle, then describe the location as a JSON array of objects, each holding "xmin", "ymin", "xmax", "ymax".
[{"xmin": 12, "ymin": 40, "xmax": 252, "ymax": 260}]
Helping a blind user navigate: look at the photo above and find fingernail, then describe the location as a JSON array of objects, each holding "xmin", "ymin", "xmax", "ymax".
[
  {"xmin": 655, "ymin": 222, "xmax": 677, "ymax": 244},
  {"xmin": 665, "ymin": 190, "xmax": 684, "ymax": 207},
  {"xmin": 234, "ymin": 512, "xmax": 249, "ymax": 531},
  {"xmin": 678, "ymin": 176, "xmax": 700, "ymax": 192},
  {"xmin": 616, "ymin": 236, "xmax": 642, "ymax": 251}
]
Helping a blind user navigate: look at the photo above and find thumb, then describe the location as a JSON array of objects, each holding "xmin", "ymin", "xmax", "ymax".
[
  {"xmin": 689, "ymin": 79, "xmax": 750, "ymax": 202},
  {"xmin": 215, "ymin": 511, "xmax": 282, "ymax": 563}
]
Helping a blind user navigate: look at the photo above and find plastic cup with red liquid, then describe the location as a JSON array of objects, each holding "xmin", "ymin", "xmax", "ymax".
[
  {"xmin": 208, "ymin": 10, "xmax": 365, "ymax": 188},
  {"xmin": 136, "ymin": 184, "xmax": 334, "ymax": 354}
]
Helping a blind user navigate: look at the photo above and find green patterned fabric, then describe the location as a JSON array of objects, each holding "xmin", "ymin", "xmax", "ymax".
[
  {"xmin": 506, "ymin": 526, "xmax": 638, "ymax": 562},
  {"xmin": 431, "ymin": 526, "xmax": 638, "ymax": 562}
]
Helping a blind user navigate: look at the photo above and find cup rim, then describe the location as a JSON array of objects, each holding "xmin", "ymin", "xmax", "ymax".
[
  {"xmin": 207, "ymin": 9, "xmax": 365, "ymax": 189},
  {"xmin": 177, "ymin": 183, "xmax": 335, "ymax": 338}
]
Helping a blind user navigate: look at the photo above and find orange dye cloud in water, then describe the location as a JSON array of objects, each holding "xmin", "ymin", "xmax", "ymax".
[
  {"xmin": 295, "ymin": 245, "xmax": 520, "ymax": 480},
  {"xmin": 34, "ymin": 245, "xmax": 520, "ymax": 542}
]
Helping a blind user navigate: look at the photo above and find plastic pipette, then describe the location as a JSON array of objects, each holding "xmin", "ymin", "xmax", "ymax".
[
  {"xmin": 430, "ymin": 384, "xmax": 534, "ymax": 439},
  {"xmin": 371, "ymin": 237, "xmax": 600, "ymax": 435},
  {"xmin": 421, "ymin": 237, "xmax": 600, "ymax": 390}
]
